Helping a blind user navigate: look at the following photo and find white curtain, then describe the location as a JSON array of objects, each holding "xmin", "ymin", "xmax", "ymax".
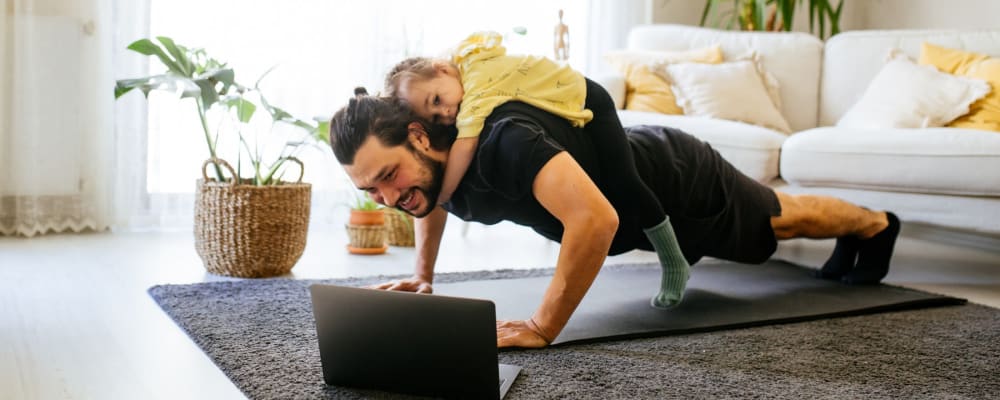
[
  {"xmin": 585, "ymin": 0, "xmax": 652, "ymax": 77},
  {"xmin": 0, "ymin": 0, "xmax": 115, "ymax": 237},
  {"xmin": 3, "ymin": 1, "xmax": 599, "ymax": 236}
]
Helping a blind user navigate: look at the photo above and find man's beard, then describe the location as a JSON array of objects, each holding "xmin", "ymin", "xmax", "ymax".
[{"xmin": 402, "ymin": 143, "xmax": 445, "ymax": 218}]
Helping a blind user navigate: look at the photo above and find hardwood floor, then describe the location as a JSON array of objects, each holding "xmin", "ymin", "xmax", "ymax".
[{"xmin": 2, "ymin": 216, "xmax": 998, "ymax": 400}]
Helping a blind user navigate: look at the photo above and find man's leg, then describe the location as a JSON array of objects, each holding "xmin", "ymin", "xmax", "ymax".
[{"xmin": 771, "ymin": 191, "xmax": 901, "ymax": 284}]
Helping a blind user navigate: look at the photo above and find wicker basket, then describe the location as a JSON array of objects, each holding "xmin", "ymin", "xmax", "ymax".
[
  {"xmin": 194, "ymin": 158, "xmax": 311, "ymax": 278},
  {"xmin": 345, "ymin": 224, "xmax": 388, "ymax": 254},
  {"xmin": 384, "ymin": 210, "xmax": 415, "ymax": 247}
]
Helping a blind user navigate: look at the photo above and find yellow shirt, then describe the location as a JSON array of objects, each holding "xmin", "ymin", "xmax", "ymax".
[{"xmin": 451, "ymin": 31, "xmax": 593, "ymax": 139}]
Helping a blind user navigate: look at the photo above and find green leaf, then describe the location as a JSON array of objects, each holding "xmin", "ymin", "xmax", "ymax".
[
  {"xmin": 780, "ymin": 0, "xmax": 796, "ymax": 31},
  {"xmin": 126, "ymin": 38, "xmax": 186, "ymax": 76},
  {"xmin": 114, "ymin": 83, "xmax": 135, "ymax": 98},
  {"xmin": 193, "ymin": 79, "xmax": 218, "ymax": 109},
  {"xmin": 809, "ymin": 0, "xmax": 820, "ymax": 35},
  {"xmin": 754, "ymin": 0, "xmax": 767, "ymax": 31},
  {"xmin": 235, "ymin": 97, "xmax": 256, "ymax": 123},
  {"xmin": 829, "ymin": 0, "xmax": 844, "ymax": 37},
  {"xmin": 260, "ymin": 94, "xmax": 294, "ymax": 122},
  {"xmin": 700, "ymin": 0, "xmax": 718, "ymax": 26},
  {"xmin": 115, "ymin": 77, "xmax": 156, "ymax": 98},
  {"xmin": 198, "ymin": 68, "xmax": 235, "ymax": 91},
  {"xmin": 155, "ymin": 36, "xmax": 193, "ymax": 76},
  {"xmin": 117, "ymin": 74, "xmax": 200, "ymax": 99},
  {"xmin": 512, "ymin": 26, "xmax": 527, "ymax": 35},
  {"xmin": 315, "ymin": 120, "xmax": 330, "ymax": 143}
]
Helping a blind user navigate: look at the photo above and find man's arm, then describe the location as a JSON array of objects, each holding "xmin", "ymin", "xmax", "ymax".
[
  {"xmin": 369, "ymin": 206, "xmax": 448, "ymax": 293},
  {"xmin": 496, "ymin": 151, "xmax": 619, "ymax": 347}
]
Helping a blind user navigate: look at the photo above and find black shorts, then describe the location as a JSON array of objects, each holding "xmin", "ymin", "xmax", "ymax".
[{"xmin": 627, "ymin": 125, "xmax": 782, "ymax": 265}]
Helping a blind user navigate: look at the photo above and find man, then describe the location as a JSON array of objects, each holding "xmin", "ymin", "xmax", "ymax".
[{"xmin": 327, "ymin": 89, "xmax": 900, "ymax": 349}]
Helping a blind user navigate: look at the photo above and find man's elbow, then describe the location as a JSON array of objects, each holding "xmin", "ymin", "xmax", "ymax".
[{"xmin": 590, "ymin": 204, "xmax": 619, "ymax": 242}]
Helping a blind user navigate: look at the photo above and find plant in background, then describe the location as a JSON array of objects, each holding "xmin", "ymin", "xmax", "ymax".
[
  {"xmin": 114, "ymin": 37, "xmax": 329, "ymax": 185},
  {"xmin": 701, "ymin": 0, "xmax": 845, "ymax": 40},
  {"xmin": 351, "ymin": 190, "xmax": 384, "ymax": 211}
]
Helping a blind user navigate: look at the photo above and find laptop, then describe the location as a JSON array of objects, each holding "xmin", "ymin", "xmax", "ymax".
[{"xmin": 309, "ymin": 284, "xmax": 522, "ymax": 399}]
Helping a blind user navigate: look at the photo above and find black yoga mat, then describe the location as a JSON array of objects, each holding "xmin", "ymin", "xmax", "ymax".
[
  {"xmin": 432, "ymin": 259, "xmax": 966, "ymax": 345},
  {"xmin": 148, "ymin": 261, "xmax": 984, "ymax": 399}
]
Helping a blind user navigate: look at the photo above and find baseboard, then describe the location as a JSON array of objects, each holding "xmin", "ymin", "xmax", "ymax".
[{"xmin": 901, "ymin": 222, "xmax": 1000, "ymax": 255}]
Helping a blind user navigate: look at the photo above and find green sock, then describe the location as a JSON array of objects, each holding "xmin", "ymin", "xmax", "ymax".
[{"xmin": 644, "ymin": 217, "xmax": 691, "ymax": 309}]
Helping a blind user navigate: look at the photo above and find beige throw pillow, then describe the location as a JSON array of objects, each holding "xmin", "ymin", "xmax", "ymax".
[
  {"xmin": 603, "ymin": 46, "xmax": 724, "ymax": 115},
  {"xmin": 838, "ymin": 51, "xmax": 991, "ymax": 129},
  {"xmin": 657, "ymin": 59, "xmax": 792, "ymax": 133}
]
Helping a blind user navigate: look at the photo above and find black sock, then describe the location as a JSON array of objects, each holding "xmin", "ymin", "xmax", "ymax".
[
  {"xmin": 815, "ymin": 235, "xmax": 860, "ymax": 280},
  {"xmin": 843, "ymin": 212, "xmax": 901, "ymax": 285}
]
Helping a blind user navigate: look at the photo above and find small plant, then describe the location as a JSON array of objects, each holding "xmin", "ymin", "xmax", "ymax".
[
  {"xmin": 351, "ymin": 191, "xmax": 384, "ymax": 211},
  {"xmin": 114, "ymin": 37, "xmax": 328, "ymax": 185}
]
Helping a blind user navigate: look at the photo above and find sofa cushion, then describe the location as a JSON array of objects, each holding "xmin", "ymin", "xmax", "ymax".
[
  {"xmin": 821, "ymin": 29, "xmax": 1000, "ymax": 126},
  {"xmin": 837, "ymin": 51, "xmax": 990, "ymax": 129},
  {"xmin": 920, "ymin": 42, "xmax": 1000, "ymax": 132},
  {"xmin": 618, "ymin": 110, "xmax": 786, "ymax": 183},
  {"xmin": 661, "ymin": 59, "xmax": 792, "ymax": 133},
  {"xmin": 604, "ymin": 46, "xmax": 724, "ymax": 115},
  {"xmin": 780, "ymin": 127, "xmax": 1000, "ymax": 196},
  {"xmin": 626, "ymin": 24, "xmax": 822, "ymax": 132}
]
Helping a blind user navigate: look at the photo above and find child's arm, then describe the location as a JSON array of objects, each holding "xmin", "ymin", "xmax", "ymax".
[{"xmin": 437, "ymin": 137, "xmax": 477, "ymax": 204}]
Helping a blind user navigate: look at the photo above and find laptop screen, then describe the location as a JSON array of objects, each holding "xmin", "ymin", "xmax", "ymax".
[{"xmin": 310, "ymin": 285, "xmax": 506, "ymax": 399}]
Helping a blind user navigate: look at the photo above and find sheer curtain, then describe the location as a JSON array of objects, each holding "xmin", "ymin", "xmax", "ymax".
[
  {"xmin": 122, "ymin": 0, "xmax": 590, "ymax": 231},
  {"xmin": 585, "ymin": 0, "xmax": 652, "ymax": 77},
  {"xmin": 3, "ymin": 1, "xmax": 602, "ymax": 236},
  {"xmin": 0, "ymin": 0, "xmax": 115, "ymax": 237}
]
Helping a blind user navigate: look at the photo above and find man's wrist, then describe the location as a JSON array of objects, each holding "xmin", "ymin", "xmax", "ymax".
[
  {"xmin": 527, "ymin": 317, "xmax": 555, "ymax": 344},
  {"xmin": 414, "ymin": 273, "xmax": 433, "ymax": 284}
]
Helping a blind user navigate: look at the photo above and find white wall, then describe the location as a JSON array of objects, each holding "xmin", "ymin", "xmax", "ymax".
[
  {"xmin": 855, "ymin": 0, "xmax": 1000, "ymax": 30},
  {"xmin": 650, "ymin": 0, "xmax": 1000, "ymax": 33}
]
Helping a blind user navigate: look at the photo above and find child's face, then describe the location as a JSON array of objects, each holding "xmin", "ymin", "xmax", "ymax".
[{"xmin": 401, "ymin": 71, "xmax": 464, "ymax": 125}]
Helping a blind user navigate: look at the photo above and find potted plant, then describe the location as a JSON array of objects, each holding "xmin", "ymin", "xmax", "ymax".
[
  {"xmin": 701, "ymin": 0, "xmax": 845, "ymax": 39},
  {"xmin": 114, "ymin": 37, "xmax": 329, "ymax": 278},
  {"xmin": 346, "ymin": 191, "xmax": 388, "ymax": 255}
]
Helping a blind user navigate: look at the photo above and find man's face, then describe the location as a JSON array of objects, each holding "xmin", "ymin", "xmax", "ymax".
[{"xmin": 343, "ymin": 134, "xmax": 445, "ymax": 218}]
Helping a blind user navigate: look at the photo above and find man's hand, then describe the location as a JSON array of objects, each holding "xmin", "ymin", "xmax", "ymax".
[
  {"xmin": 366, "ymin": 276, "xmax": 433, "ymax": 293},
  {"xmin": 496, "ymin": 319, "xmax": 550, "ymax": 348}
]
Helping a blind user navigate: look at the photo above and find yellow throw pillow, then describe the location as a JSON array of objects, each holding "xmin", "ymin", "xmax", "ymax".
[
  {"xmin": 604, "ymin": 46, "xmax": 724, "ymax": 115},
  {"xmin": 920, "ymin": 42, "xmax": 1000, "ymax": 132}
]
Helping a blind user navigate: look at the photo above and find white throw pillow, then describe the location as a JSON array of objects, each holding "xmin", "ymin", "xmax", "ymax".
[
  {"xmin": 658, "ymin": 59, "xmax": 793, "ymax": 133},
  {"xmin": 837, "ymin": 52, "xmax": 991, "ymax": 129}
]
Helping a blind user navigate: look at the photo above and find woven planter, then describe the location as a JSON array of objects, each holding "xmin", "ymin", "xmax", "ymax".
[
  {"xmin": 384, "ymin": 210, "xmax": 415, "ymax": 247},
  {"xmin": 346, "ymin": 209, "xmax": 387, "ymax": 255},
  {"xmin": 194, "ymin": 158, "xmax": 311, "ymax": 278},
  {"xmin": 345, "ymin": 224, "xmax": 388, "ymax": 254}
]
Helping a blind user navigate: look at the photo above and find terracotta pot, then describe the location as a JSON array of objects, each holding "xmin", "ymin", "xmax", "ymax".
[{"xmin": 349, "ymin": 209, "xmax": 385, "ymax": 225}]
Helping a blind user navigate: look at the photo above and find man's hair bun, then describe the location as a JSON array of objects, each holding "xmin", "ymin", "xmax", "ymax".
[{"xmin": 354, "ymin": 87, "xmax": 368, "ymax": 96}]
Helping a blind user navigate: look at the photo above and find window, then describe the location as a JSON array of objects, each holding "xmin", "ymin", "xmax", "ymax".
[{"xmin": 145, "ymin": 0, "xmax": 588, "ymax": 197}]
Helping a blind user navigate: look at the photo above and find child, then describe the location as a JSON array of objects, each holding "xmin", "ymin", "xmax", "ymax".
[{"xmin": 384, "ymin": 31, "xmax": 691, "ymax": 309}]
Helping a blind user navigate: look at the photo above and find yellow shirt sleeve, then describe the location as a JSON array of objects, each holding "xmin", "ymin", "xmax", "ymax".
[{"xmin": 451, "ymin": 31, "xmax": 594, "ymax": 140}]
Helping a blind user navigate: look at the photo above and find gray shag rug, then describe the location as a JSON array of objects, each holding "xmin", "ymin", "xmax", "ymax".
[{"xmin": 149, "ymin": 263, "xmax": 1000, "ymax": 399}]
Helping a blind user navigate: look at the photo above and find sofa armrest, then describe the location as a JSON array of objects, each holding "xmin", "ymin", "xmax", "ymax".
[{"xmin": 591, "ymin": 74, "xmax": 626, "ymax": 110}]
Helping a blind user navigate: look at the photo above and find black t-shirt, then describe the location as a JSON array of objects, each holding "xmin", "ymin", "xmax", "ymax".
[
  {"xmin": 444, "ymin": 102, "xmax": 642, "ymax": 255},
  {"xmin": 443, "ymin": 102, "xmax": 779, "ymax": 261}
]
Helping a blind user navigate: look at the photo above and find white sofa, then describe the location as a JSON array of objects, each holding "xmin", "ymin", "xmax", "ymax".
[{"xmin": 598, "ymin": 24, "xmax": 1000, "ymax": 238}]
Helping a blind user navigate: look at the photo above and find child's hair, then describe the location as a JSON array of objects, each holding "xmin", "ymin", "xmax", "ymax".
[{"xmin": 384, "ymin": 57, "xmax": 438, "ymax": 98}]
